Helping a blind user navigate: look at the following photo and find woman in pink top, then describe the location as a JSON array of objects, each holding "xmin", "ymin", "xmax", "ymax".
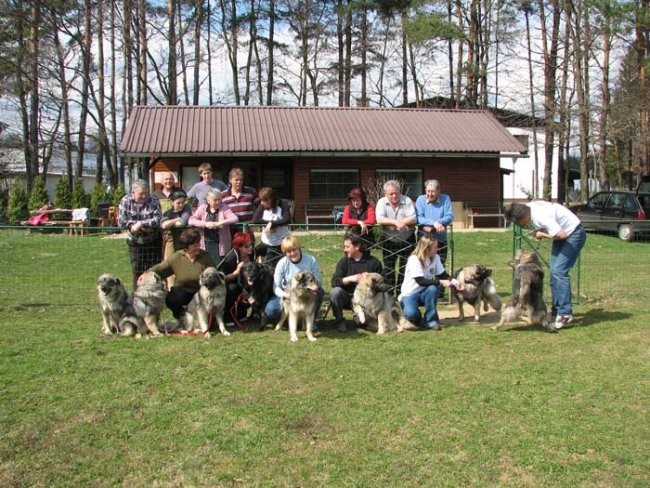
[{"xmin": 189, "ymin": 188, "xmax": 238, "ymax": 264}]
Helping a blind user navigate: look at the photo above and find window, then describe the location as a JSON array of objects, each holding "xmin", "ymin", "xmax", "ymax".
[
  {"xmin": 309, "ymin": 169, "xmax": 359, "ymax": 199},
  {"xmin": 376, "ymin": 169, "xmax": 423, "ymax": 200}
]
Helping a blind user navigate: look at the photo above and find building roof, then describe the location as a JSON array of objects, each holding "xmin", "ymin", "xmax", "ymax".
[{"xmin": 120, "ymin": 105, "xmax": 526, "ymax": 157}]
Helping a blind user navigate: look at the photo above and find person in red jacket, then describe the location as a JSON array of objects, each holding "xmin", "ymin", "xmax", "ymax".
[{"xmin": 341, "ymin": 187, "xmax": 376, "ymax": 247}]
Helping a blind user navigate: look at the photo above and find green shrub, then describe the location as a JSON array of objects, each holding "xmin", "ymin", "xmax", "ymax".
[
  {"xmin": 7, "ymin": 180, "xmax": 29, "ymax": 224},
  {"xmin": 90, "ymin": 182, "xmax": 109, "ymax": 216},
  {"xmin": 71, "ymin": 180, "xmax": 89, "ymax": 209},
  {"xmin": 109, "ymin": 184, "xmax": 126, "ymax": 206},
  {"xmin": 0, "ymin": 187, "xmax": 9, "ymax": 223},
  {"xmin": 53, "ymin": 177, "xmax": 73, "ymax": 209},
  {"xmin": 28, "ymin": 175, "xmax": 49, "ymax": 211}
]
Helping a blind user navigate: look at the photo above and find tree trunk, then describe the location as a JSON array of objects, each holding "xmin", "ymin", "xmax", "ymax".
[{"xmin": 168, "ymin": 0, "xmax": 178, "ymax": 105}]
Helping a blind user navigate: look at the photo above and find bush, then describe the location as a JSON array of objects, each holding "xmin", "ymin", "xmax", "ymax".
[
  {"xmin": 28, "ymin": 175, "xmax": 49, "ymax": 211},
  {"xmin": 90, "ymin": 183, "xmax": 109, "ymax": 216},
  {"xmin": 109, "ymin": 184, "xmax": 126, "ymax": 206},
  {"xmin": 7, "ymin": 180, "xmax": 29, "ymax": 224},
  {"xmin": 0, "ymin": 187, "xmax": 9, "ymax": 223},
  {"xmin": 71, "ymin": 180, "xmax": 90, "ymax": 209},
  {"xmin": 53, "ymin": 177, "xmax": 72, "ymax": 209}
]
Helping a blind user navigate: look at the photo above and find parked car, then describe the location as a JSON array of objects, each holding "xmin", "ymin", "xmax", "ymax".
[{"xmin": 571, "ymin": 176, "xmax": 650, "ymax": 241}]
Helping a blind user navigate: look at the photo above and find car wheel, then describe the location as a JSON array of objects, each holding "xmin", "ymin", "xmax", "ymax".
[{"xmin": 618, "ymin": 224, "xmax": 634, "ymax": 241}]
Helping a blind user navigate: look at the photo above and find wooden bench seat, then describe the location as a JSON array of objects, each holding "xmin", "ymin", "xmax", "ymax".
[{"xmin": 303, "ymin": 203, "xmax": 343, "ymax": 229}]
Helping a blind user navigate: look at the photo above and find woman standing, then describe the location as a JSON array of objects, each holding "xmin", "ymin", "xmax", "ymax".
[
  {"xmin": 399, "ymin": 235, "xmax": 457, "ymax": 330},
  {"xmin": 189, "ymin": 188, "xmax": 238, "ymax": 264},
  {"xmin": 251, "ymin": 187, "xmax": 292, "ymax": 270}
]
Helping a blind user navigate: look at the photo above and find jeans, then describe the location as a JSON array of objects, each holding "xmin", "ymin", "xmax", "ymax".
[
  {"xmin": 550, "ymin": 225, "xmax": 586, "ymax": 316},
  {"xmin": 400, "ymin": 285, "xmax": 440, "ymax": 326},
  {"xmin": 205, "ymin": 241, "xmax": 221, "ymax": 265},
  {"xmin": 329, "ymin": 287, "xmax": 353, "ymax": 321},
  {"xmin": 382, "ymin": 236, "xmax": 415, "ymax": 291}
]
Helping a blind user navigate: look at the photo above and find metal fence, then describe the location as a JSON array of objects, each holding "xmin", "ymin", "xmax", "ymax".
[{"xmin": 1, "ymin": 222, "xmax": 648, "ymax": 319}]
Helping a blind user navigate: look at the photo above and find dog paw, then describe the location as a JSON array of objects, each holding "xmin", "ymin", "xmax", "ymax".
[
  {"xmin": 221, "ymin": 330, "xmax": 231, "ymax": 337},
  {"xmin": 290, "ymin": 335, "xmax": 298, "ymax": 343},
  {"xmin": 308, "ymin": 336, "xmax": 318, "ymax": 342}
]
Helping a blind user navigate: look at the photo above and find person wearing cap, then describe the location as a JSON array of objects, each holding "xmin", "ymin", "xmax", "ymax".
[{"xmin": 342, "ymin": 187, "xmax": 376, "ymax": 247}]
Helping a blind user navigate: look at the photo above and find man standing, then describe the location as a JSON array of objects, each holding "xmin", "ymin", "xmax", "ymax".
[
  {"xmin": 375, "ymin": 180, "xmax": 417, "ymax": 292},
  {"xmin": 330, "ymin": 234, "xmax": 383, "ymax": 332},
  {"xmin": 187, "ymin": 163, "xmax": 228, "ymax": 206},
  {"xmin": 153, "ymin": 171, "xmax": 181, "ymax": 214},
  {"xmin": 221, "ymin": 167, "xmax": 259, "ymax": 237},
  {"xmin": 415, "ymin": 179, "xmax": 453, "ymax": 266},
  {"xmin": 505, "ymin": 202, "xmax": 586, "ymax": 331},
  {"xmin": 118, "ymin": 179, "xmax": 162, "ymax": 289}
]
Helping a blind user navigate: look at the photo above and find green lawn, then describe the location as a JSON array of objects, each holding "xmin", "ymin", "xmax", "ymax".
[{"xmin": 0, "ymin": 228, "xmax": 648, "ymax": 486}]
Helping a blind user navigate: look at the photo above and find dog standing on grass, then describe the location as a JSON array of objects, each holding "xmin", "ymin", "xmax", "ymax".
[
  {"xmin": 493, "ymin": 250, "xmax": 551, "ymax": 332},
  {"xmin": 182, "ymin": 267, "xmax": 230, "ymax": 337},
  {"xmin": 275, "ymin": 270, "xmax": 320, "ymax": 342},
  {"xmin": 452, "ymin": 265, "xmax": 502, "ymax": 322}
]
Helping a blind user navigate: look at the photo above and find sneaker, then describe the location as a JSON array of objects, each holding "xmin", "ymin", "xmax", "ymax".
[
  {"xmin": 554, "ymin": 315, "xmax": 573, "ymax": 330},
  {"xmin": 425, "ymin": 320, "xmax": 441, "ymax": 331},
  {"xmin": 334, "ymin": 320, "xmax": 348, "ymax": 333}
]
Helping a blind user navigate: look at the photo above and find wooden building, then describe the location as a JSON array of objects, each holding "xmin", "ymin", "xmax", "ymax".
[{"xmin": 120, "ymin": 105, "xmax": 526, "ymax": 226}]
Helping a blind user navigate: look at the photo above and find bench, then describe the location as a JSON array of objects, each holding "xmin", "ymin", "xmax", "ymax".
[
  {"xmin": 303, "ymin": 203, "xmax": 343, "ymax": 229},
  {"xmin": 21, "ymin": 208, "xmax": 91, "ymax": 235},
  {"xmin": 463, "ymin": 202, "xmax": 507, "ymax": 228}
]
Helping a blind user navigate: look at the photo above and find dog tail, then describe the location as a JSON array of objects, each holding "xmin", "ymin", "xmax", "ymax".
[
  {"xmin": 118, "ymin": 316, "xmax": 139, "ymax": 336},
  {"xmin": 397, "ymin": 314, "xmax": 420, "ymax": 332},
  {"xmin": 482, "ymin": 278, "xmax": 502, "ymax": 312}
]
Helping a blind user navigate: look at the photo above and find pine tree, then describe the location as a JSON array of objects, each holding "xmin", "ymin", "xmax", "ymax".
[
  {"xmin": 7, "ymin": 180, "xmax": 29, "ymax": 224},
  {"xmin": 109, "ymin": 184, "xmax": 126, "ymax": 205},
  {"xmin": 0, "ymin": 188, "xmax": 9, "ymax": 223},
  {"xmin": 72, "ymin": 180, "xmax": 90, "ymax": 209},
  {"xmin": 53, "ymin": 177, "xmax": 72, "ymax": 209},
  {"xmin": 90, "ymin": 182, "xmax": 109, "ymax": 216},
  {"xmin": 28, "ymin": 175, "xmax": 49, "ymax": 211}
]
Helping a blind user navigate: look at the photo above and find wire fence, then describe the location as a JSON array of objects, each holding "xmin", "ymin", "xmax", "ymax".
[{"xmin": 0, "ymin": 222, "xmax": 648, "ymax": 318}]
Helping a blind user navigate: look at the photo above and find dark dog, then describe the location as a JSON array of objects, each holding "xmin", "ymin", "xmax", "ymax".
[
  {"xmin": 239, "ymin": 262, "xmax": 274, "ymax": 328},
  {"xmin": 452, "ymin": 265, "xmax": 502, "ymax": 322},
  {"xmin": 493, "ymin": 250, "xmax": 551, "ymax": 331}
]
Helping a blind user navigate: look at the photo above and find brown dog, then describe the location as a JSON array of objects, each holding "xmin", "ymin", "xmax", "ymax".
[
  {"xmin": 352, "ymin": 272, "xmax": 418, "ymax": 334},
  {"xmin": 452, "ymin": 265, "xmax": 502, "ymax": 322}
]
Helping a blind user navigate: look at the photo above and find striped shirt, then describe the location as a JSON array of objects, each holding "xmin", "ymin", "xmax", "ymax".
[{"xmin": 221, "ymin": 186, "xmax": 260, "ymax": 223}]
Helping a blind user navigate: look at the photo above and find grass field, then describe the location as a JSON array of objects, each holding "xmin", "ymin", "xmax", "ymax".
[{"xmin": 0, "ymin": 228, "xmax": 648, "ymax": 486}]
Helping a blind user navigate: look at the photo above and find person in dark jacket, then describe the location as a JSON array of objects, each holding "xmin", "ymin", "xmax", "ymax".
[{"xmin": 329, "ymin": 234, "xmax": 383, "ymax": 332}]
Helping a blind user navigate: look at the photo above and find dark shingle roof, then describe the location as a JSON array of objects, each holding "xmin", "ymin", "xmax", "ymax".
[{"xmin": 120, "ymin": 105, "xmax": 526, "ymax": 157}]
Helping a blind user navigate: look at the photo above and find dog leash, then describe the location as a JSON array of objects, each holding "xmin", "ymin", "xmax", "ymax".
[{"xmin": 229, "ymin": 292, "xmax": 250, "ymax": 331}]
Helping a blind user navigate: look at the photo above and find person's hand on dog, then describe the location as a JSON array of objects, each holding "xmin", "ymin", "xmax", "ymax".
[{"xmin": 131, "ymin": 221, "xmax": 143, "ymax": 233}]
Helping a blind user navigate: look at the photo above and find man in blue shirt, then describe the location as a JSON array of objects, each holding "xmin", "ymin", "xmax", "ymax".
[{"xmin": 415, "ymin": 179, "xmax": 453, "ymax": 266}]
